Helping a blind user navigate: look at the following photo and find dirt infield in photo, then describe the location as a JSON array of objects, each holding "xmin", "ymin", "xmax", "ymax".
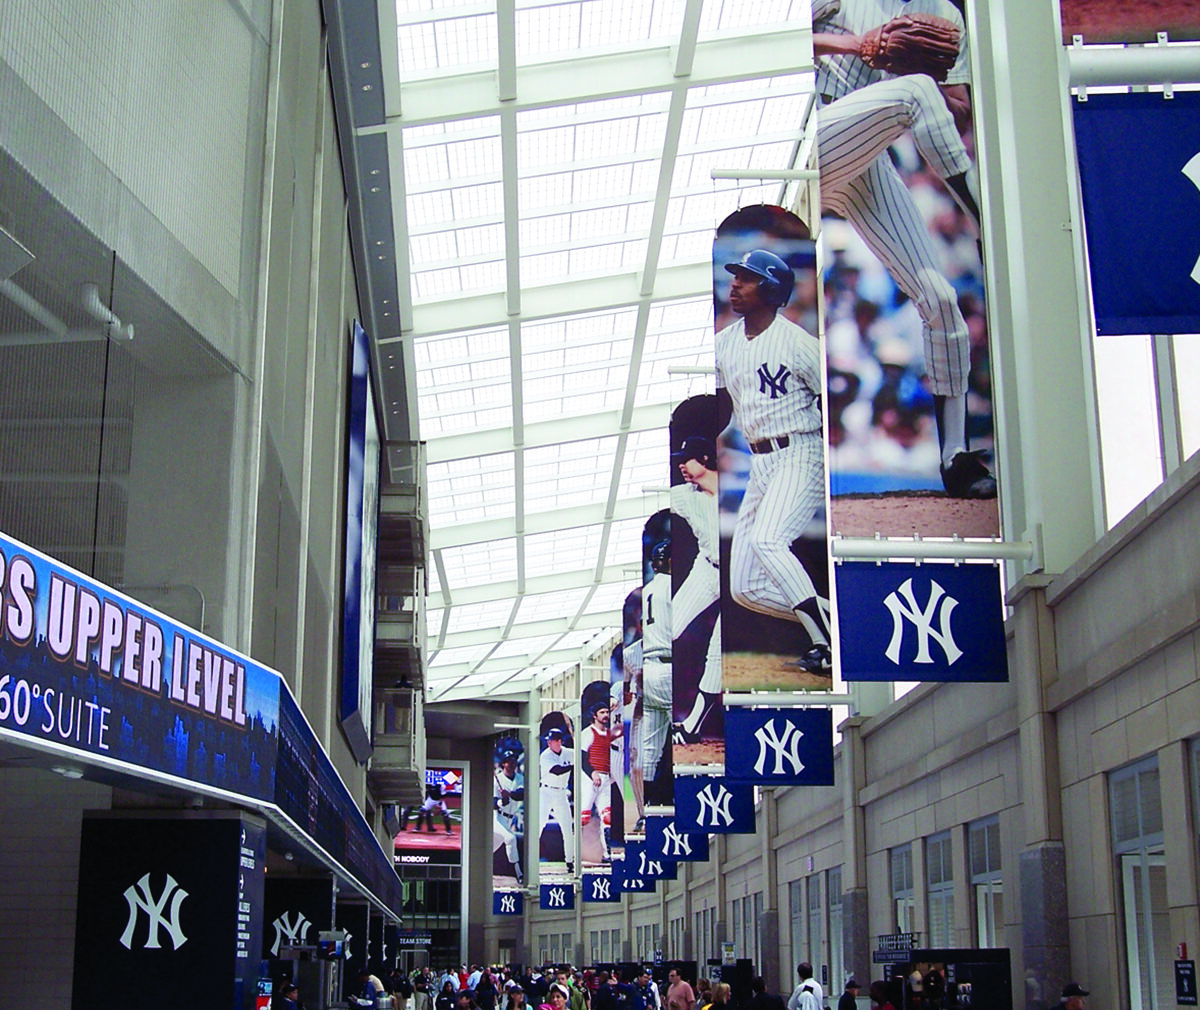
[
  {"xmin": 673, "ymin": 740, "xmax": 725, "ymax": 769},
  {"xmin": 722, "ymin": 651, "xmax": 833, "ymax": 692},
  {"xmin": 1059, "ymin": 0, "xmax": 1199, "ymax": 43},
  {"xmin": 830, "ymin": 491, "xmax": 999, "ymax": 539}
]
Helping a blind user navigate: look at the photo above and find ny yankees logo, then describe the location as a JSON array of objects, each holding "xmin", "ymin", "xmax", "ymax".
[
  {"xmin": 547, "ymin": 887, "xmax": 567, "ymax": 908},
  {"xmin": 696, "ymin": 783, "xmax": 734, "ymax": 827},
  {"xmin": 883, "ymin": 578, "xmax": 962, "ymax": 665},
  {"xmin": 499, "ymin": 894, "xmax": 517, "ymax": 914},
  {"xmin": 270, "ymin": 911, "xmax": 312, "ymax": 956},
  {"xmin": 638, "ymin": 851, "xmax": 664, "ymax": 877},
  {"xmin": 120, "ymin": 873, "xmax": 189, "ymax": 951},
  {"xmin": 1186, "ymin": 152, "xmax": 1200, "ymax": 286},
  {"xmin": 661, "ymin": 823, "xmax": 692, "ymax": 857},
  {"xmin": 757, "ymin": 363, "xmax": 790, "ymax": 399},
  {"xmin": 752, "ymin": 718, "xmax": 805, "ymax": 777},
  {"xmin": 591, "ymin": 877, "xmax": 611, "ymax": 900}
]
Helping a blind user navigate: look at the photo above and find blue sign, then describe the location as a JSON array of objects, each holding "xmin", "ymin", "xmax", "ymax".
[
  {"xmin": 673, "ymin": 776, "xmax": 755, "ymax": 834},
  {"xmin": 1073, "ymin": 91, "xmax": 1200, "ymax": 335},
  {"xmin": 0, "ymin": 531, "xmax": 280, "ymax": 800},
  {"xmin": 492, "ymin": 890, "xmax": 523, "ymax": 916},
  {"xmin": 645, "ymin": 816, "xmax": 710, "ymax": 863},
  {"xmin": 725, "ymin": 708, "xmax": 834, "ymax": 786},
  {"xmin": 617, "ymin": 848, "xmax": 656, "ymax": 894},
  {"xmin": 581, "ymin": 872, "xmax": 619, "ymax": 903},
  {"xmin": 539, "ymin": 883, "xmax": 575, "ymax": 910},
  {"xmin": 837, "ymin": 562, "xmax": 1007, "ymax": 682}
]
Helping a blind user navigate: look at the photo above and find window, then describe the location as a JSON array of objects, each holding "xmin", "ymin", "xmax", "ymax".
[
  {"xmin": 789, "ymin": 878, "xmax": 805, "ymax": 973},
  {"xmin": 828, "ymin": 867, "xmax": 844, "ymax": 988},
  {"xmin": 754, "ymin": 891, "xmax": 764, "ymax": 966},
  {"xmin": 807, "ymin": 876, "xmax": 822, "ymax": 971},
  {"xmin": 670, "ymin": 916, "xmax": 684, "ymax": 959},
  {"xmin": 590, "ymin": 930, "xmax": 601, "ymax": 962},
  {"xmin": 969, "ymin": 817, "xmax": 1002, "ymax": 947},
  {"xmin": 1112, "ymin": 757, "xmax": 1169, "ymax": 1010},
  {"xmin": 927, "ymin": 832, "xmax": 955, "ymax": 947},
  {"xmin": 539, "ymin": 934, "xmax": 550, "ymax": 964},
  {"xmin": 891, "ymin": 845, "xmax": 915, "ymax": 933}
]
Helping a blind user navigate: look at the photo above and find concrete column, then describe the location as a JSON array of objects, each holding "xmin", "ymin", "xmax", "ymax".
[
  {"xmin": 839, "ymin": 717, "xmax": 871, "ymax": 986},
  {"xmin": 759, "ymin": 908, "xmax": 781, "ymax": 991}
]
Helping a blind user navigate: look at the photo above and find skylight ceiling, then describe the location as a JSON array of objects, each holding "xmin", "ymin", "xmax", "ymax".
[{"xmin": 378, "ymin": 0, "xmax": 816, "ymax": 702}]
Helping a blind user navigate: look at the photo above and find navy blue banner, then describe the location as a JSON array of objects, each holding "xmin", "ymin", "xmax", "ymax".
[
  {"xmin": 540, "ymin": 883, "xmax": 575, "ymax": 911},
  {"xmin": 837, "ymin": 562, "xmax": 1007, "ymax": 682},
  {"xmin": 644, "ymin": 816, "xmax": 710, "ymax": 863},
  {"xmin": 492, "ymin": 890, "xmax": 523, "ymax": 916},
  {"xmin": 724, "ymin": 708, "xmax": 834, "ymax": 786},
  {"xmin": 673, "ymin": 776, "xmax": 755, "ymax": 834},
  {"xmin": 581, "ymin": 872, "xmax": 619, "ymax": 903},
  {"xmin": 618, "ymin": 848, "xmax": 656, "ymax": 893},
  {"xmin": 1073, "ymin": 92, "xmax": 1200, "ymax": 335}
]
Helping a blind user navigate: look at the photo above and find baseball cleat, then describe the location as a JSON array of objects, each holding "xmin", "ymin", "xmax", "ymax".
[
  {"xmin": 940, "ymin": 449, "xmax": 997, "ymax": 499},
  {"xmin": 787, "ymin": 643, "xmax": 832, "ymax": 674},
  {"xmin": 672, "ymin": 723, "xmax": 701, "ymax": 746}
]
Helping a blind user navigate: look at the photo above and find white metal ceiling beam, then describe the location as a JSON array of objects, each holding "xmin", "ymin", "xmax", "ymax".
[{"xmin": 429, "ymin": 563, "xmax": 640, "ymax": 609}]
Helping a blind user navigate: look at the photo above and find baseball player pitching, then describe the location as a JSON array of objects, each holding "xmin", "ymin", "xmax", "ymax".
[
  {"xmin": 716, "ymin": 249, "xmax": 832, "ymax": 673},
  {"xmin": 812, "ymin": 0, "xmax": 996, "ymax": 498},
  {"xmin": 538, "ymin": 727, "xmax": 575, "ymax": 872},
  {"xmin": 668, "ymin": 437, "xmax": 723, "ymax": 743}
]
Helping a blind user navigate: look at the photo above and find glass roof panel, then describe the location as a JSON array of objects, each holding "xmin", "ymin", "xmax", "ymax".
[
  {"xmin": 523, "ymin": 525, "xmax": 606, "ymax": 579},
  {"xmin": 443, "ymin": 598, "xmax": 518, "ymax": 637},
  {"xmin": 491, "ymin": 633, "xmax": 563, "ymax": 660},
  {"xmin": 583, "ymin": 580, "xmax": 640, "ymax": 615},
  {"xmin": 699, "ymin": 0, "xmax": 811, "ymax": 34},
  {"xmin": 427, "ymin": 452, "xmax": 516, "ymax": 525},
  {"xmin": 396, "ymin": 4, "xmax": 498, "ymax": 78},
  {"xmin": 515, "ymin": 0, "xmax": 687, "ymax": 64},
  {"xmin": 414, "ymin": 326, "xmax": 512, "ymax": 438},
  {"xmin": 439, "ymin": 537, "xmax": 519, "ymax": 590},
  {"xmin": 524, "ymin": 437, "xmax": 621, "ymax": 513},
  {"xmin": 604, "ymin": 515, "xmax": 651, "ymax": 570},
  {"xmin": 515, "ymin": 587, "xmax": 592, "ymax": 623}
]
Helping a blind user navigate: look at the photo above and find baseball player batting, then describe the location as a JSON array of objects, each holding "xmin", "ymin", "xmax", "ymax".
[
  {"xmin": 813, "ymin": 0, "xmax": 996, "ymax": 499},
  {"xmin": 716, "ymin": 249, "xmax": 832, "ymax": 673},
  {"xmin": 538, "ymin": 728, "xmax": 575, "ymax": 872},
  {"xmin": 669, "ymin": 437, "xmax": 723, "ymax": 744}
]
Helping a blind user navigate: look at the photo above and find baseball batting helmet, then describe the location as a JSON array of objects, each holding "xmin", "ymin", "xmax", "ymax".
[
  {"xmin": 650, "ymin": 539, "xmax": 671, "ymax": 575},
  {"xmin": 725, "ymin": 249, "xmax": 795, "ymax": 308},
  {"xmin": 671, "ymin": 435, "xmax": 717, "ymax": 471}
]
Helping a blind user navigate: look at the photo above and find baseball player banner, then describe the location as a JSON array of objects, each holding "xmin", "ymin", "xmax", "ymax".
[
  {"xmin": 581, "ymin": 871, "xmax": 620, "ymax": 903},
  {"xmin": 813, "ymin": 0, "xmax": 1002, "ymax": 540},
  {"xmin": 1073, "ymin": 92, "xmax": 1200, "ymax": 335},
  {"xmin": 836, "ymin": 561, "xmax": 1008, "ymax": 681},
  {"xmin": 579, "ymin": 677, "xmax": 624, "ymax": 868},
  {"xmin": 620, "ymin": 584, "xmax": 645, "ymax": 839},
  {"xmin": 537, "ymin": 710, "xmax": 576, "ymax": 879},
  {"xmin": 539, "ymin": 882, "xmax": 575, "ymax": 911},
  {"xmin": 713, "ymin": 206, "xmax": 834, "ymax": 691},
  {"xmin": 1059, "ymin": 0, "xmax": 1200, "ymax": 43},
  {"xmin": 672, "ymin": 775, "xmax": 756, "ymax": 835},
  {"xmin": 644, "ymin": 815, "xmax": 710, "ymax": 864},
  {"xmin": 668, "ymin": 396, "xmax": 724, "ymax": 773},
  {"xmin": 723, "ymin": 707, "xmax": 835, "ymax": 786},
  {"xmin": 492, "ymin": 890, "xmax": 524, "ymax": 917},
  {"xmin": 493, "ymin": 737, "xmax": 526, "ymax": 888},
  {"xmin": 618, "ymin": 844, "xmax": 656, "ymax": 894}
]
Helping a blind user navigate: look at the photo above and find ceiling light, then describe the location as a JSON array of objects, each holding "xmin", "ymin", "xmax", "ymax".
[{"xmin": 50, "ymin": 765, "xmax": 84, "ymax": 779}]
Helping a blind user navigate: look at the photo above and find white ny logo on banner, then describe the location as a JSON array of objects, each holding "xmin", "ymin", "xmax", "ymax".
[
  {"xmin": 662, "ymin": 824, "xmax": 692, "ymax": 857},
  {"xmin": 270, "ymin": 911, "xmax": 312, "ymax": 956},
  {"xmin": 548, "ymin": 888, "xmax": 566, "ymax": 908},
  {"xmin": 883, "ymin": 578, "xmax": 962, "ymax": 665},
  {"xmin": 696, "ymin": 784, "xmax": 734, "ymax": 827},
  {"xmin": 591, "ymin": 877, "xmax": 611, "ymax": 900},
  {"xmin": 752, "ymin": 719, "xmax": 805, "ymax": 777},
  {"xmin": 499, "ymin": 894, "xmax": 517, "ymax": 913},
  {"xmin": 120, "ymin": 873, "xmax": 189, "ymax": 951},
  {"xmin": 638, "ymin": 851, "xmax": 663, "ymax": 876}
]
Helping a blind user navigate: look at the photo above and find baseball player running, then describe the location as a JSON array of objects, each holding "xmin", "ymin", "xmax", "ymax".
[
  {"xmin": 813, "ymin": 0, "xmax": 996, "ymax": 498},
  {"xmin": 669, "ymin": 438, "xmax": 722, "ymax": 743},
  {"xmin": 578, "ymin": 703, "xmax": 622, "ymax": 860},
  {"xmin": 716, "ymin": 249, "xmax": 832, "ymax": 673},
  {"xmin": 538, "ymin": 728, "xmax": 575, "ymax": 871},
  {"xmin": 639, "ymin": 541, "xmax": 674, "ymax": 787}
]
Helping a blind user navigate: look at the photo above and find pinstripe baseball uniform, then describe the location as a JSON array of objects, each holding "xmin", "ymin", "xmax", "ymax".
[
  {"xmin": 670, "ymin": 482, "xmax": 722, "ymax": 695},
  {"xmin": 640, "ymin": 570, "xmax": 672, "ymax": 780},
  {"xmin": 716, "ymin": 314, "xmax": 826, "ymax": 620},
  {"xmin": 814, "ymin": 0, "xmax": 972, "ymax": 398}
]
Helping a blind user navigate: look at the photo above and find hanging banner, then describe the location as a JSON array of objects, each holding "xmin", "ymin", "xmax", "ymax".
[
  {"xmin": 493, "ymin": 739, "xmax": 526, "ymax": 888},
  {"xmin": 1060, "ymin": 1, "xmax": 1200, "ymax": 43},
  {"xmin": 672, "ymin": 776, "xmax": 756, "ymax": 835},
  {"xmin": 492, "ymin": 890, "xmax": 524, "ymax": 916},
  {"xmin": 633, "ymin": 510, "xmax": 675, "ymax": 819},
  {"xmin": 724, "ymin": 708, "xmax": 834, "ymax": 786},
  {"xmin": 669, "ymin": 397, "xmax": 724, "ymax": 773},
  {"xmin": 579, "ymin": 677, "xmax": 623, "ymax": 869},
  {"xmin": 813, "ymin": 0, "xmax": 1001, "ymax": 540},
  {"xmin": 1073, "ymin": 92, "xmax": 1200, "ymax": 335},
  {"xmin": 263, "ymin": 877, "xmax": 334, "ymax": 960},
  {"xmin": 537, "ymin": 711, "xmax": 576, "ymax": 878},
  {"xmin": 619, "ymin": 843, "xmax": 656, "ymax": 894},
  {"xmin": 644, "ymin": 815, "xmax": 710, "ymax": 864},
  {"xmin": 837, "ymin": 561, "xmax": 1007, "ymax": 681},
  {"xmin": 581, "ymin": 872, "xmax": 620, "ymax": 903},
  {"xmin": 540, "ymin": 882, "xmax": 576, "ymax": 911},
  {"xmin": 714, "ymin": 206, "xmax": 834, "ymax": 691},
  {"xmin": 621, "ymin": 585, "xmax": 645, "ymax": 838}
]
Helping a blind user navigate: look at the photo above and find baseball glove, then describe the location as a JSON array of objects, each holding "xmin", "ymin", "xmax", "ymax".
[{"xmin": 859, "ymin": 13, "xmax": 961, "ymax": 82}]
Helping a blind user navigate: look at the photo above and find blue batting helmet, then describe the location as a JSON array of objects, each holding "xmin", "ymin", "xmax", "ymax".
[
  {"xmin": 725, "ymin": 249, "xmax": 795, "ymax": 308},
  {"xmin": 650, "ymin": 540, "xmax": 671, "ymax": 575}
]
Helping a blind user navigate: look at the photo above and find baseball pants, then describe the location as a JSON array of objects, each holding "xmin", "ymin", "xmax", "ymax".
[
  {"xmin": 729, "ymin": 431, "xmax": 825, "ymax": 620},
  {"xmin": 819, "ymin": 74, "xmax": 973, "ymax": 396},
  {"xmin": 540, "ymin": 787, "xmax": 575, "ymax": 861},
  {"xmin": 642, "ymin": 656, "xmax": 671, "ymax": 780},
  {"xmin": 579, "ymin": 772, "xmax": 612, "ymax": 825},
  {"xmin": 493, "ymin": 812, "xmax": 520, "ymax": 866}
]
